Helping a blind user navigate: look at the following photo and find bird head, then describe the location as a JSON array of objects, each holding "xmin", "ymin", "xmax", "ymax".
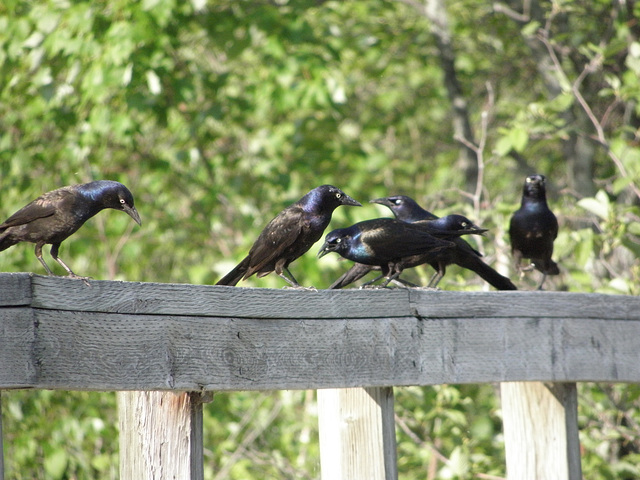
[
  {"xmin": 301, "ymin": 185, "xmax": 361, "ymax": 213},
  {"xmin": 370, "ymin": 195, "xmax": 437, "ymax": 222},
  {"xmin": 85, "ymin": 181, "xmax": 142, "ymax": 226},
  {"xmin": 428, "ymin": 214, "xmax": 488, "ymax": 236},
  {"xmin": 522, "ymin": 174, "xmax": 548, "ymax": 200},
  {"xmin": 317, "ymin": 229, "xmax": 349, "ymax": 258},
  {"xmin": 320, "ymin": 185, "xmax": 362, "ymax": 207}
]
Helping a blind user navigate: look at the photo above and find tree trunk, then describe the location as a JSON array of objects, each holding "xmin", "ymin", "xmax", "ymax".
[{"xmin": 400, "ymin": 0, "xmax": 478, "ymax": 193}]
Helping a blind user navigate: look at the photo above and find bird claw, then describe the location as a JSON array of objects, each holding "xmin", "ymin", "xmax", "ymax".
[
  {"xmin": 67, "ymin": 273, "xmax": 92, "ymax": 287},
  {"xmin": 282, "ymin": 285, "xmax": 317, "ymax": 291},
  {"xmin": 358, "ymin": 284, "xmax": 389, "ymax": 290}
]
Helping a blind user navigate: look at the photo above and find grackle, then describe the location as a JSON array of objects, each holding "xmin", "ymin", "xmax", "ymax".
[
  {"xmin": 0, "ymin": 180, "xmax": 141, "ymax": 278},
  {"xmin": 373, "ymin": 196, "xmax": 517, "ymax": 290},
  {"xmin": 318, "ymin": 217, "xmax": 471, "ymax": 287},
  {"xmin": 509, "ymin": 174, "xmax": 559, "ymax": 289},
  {"xmin": 331, "ymin": 195, "xmax": 517, "ymax": 290},
  {"xmin": 216, "ymin": 185, "xmax": 361, "ymax": 287}
]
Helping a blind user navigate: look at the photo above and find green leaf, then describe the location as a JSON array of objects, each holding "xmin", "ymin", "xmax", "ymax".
[
  {"xmin": 44, "ymin": 449, "xmax": 68, "ymax": 480},
  {"xmin": 622, "ymin": 236, "xmax": 640, "ymax": 258},
  {"xmin": 494, "ymin": 135, "xmax": 513, "ymax": 156},
  {"xmin": 448, "ymin": 445, "xmax": 471, "ymax": 476},
  {"xmin": 521, "ymin": 21, "xmax": 541, "ymax": 37},
  {"xmin": 578, "ymin": 191, "xmax": 610, "ymax": 220},
  {"xmin": 509, "ymin": 127, "xmax": 529, "ymax": 153}
]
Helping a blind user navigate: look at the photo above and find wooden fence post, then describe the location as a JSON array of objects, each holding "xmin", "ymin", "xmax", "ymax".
[
  {"xmin": 1, "ymin": 391, "xmax": 4, "ymax": 480},
  {"xmin": 501, "ymin": 382, "xmax": 582, "ymax": 480},
  {"xmin": 118, "ymin": 391, "xmax": 210, "ymax": 480},
  {"xmin": 318, "ymin": 387, "xmax": 398, "ymax": 480}
]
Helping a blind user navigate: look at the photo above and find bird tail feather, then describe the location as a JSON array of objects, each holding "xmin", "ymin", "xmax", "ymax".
[
  {"xmin": 216, "ymin": 256, "xmax": 251, "ymax": 286},
  {"xmin": 0, "ymin": 232, "xmax": 16, "ymax": 252},
  {"xmin": 458, "ymin": 255, "xmax": 518, "ymax": 290}
]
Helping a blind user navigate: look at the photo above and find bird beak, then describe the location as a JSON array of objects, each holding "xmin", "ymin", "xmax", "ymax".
[
  {"xmin": 340, "ymin": 194, "xmax": 362, "ymax": 207},
  {"xmin": 317, "ymin": 242, "xmax": 332, "ymax": 258},
  {"xmin": 369, "ymin": 197, "xmax": 393, "ymax": 207},
  {"xmin": 124, "ymin": 205, "xmax": 142, "ymax": 226},
  {"xmin": 467, "ymin": 225, "xmax": 488, "ymax": 236}
]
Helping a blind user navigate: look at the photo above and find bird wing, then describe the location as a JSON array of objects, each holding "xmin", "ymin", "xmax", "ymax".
[
  {"xmin": 243, "ymin": 206, "xmax": 306, "ymax": 276},
  {"xmin": 361, "ymin": 224, "xmax": 453, "ymax": 261},
  {"xmin": 0, "ymin": 190, "xmax": 71, "ymax": 230}
]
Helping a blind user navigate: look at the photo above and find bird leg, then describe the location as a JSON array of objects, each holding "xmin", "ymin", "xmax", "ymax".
[
  {"xmin": 359, "ymin": 272, "xmax": 415, "ymax": 289},
  {"xmin": 35, "ymin": 243, "xmax": 55, "ymax": 275},
  {"xmin": 391, "ymin": 277, "xmax": 418, "ymax": 288},
  {"xmin": 50, "ymin": 244, "xmax": 91, "ymax": 286},
  {"xmin": 380, "ymin": 274, "xmax": 398, "ymax": 288},
  {"xmin": 429, "ymin": 262, "xmax": 448, "ymax": 288},
  {"xmin": 278, "ymin": 267, "xmax": 302, "ymax": 288},
  {"xmin": 360, "ymin": 273, "xmax": 386, "ymax": 287},
  {"xmin": 380, "ymin": 264, "xmax": 404, "ymax": 288},
  {"xmin": 536, "ymin": 273, "xmax": 547, "ymax": 290},
  {"xmin": 427, "ymin": 268, "xmax": 446, "ymax": 288}
]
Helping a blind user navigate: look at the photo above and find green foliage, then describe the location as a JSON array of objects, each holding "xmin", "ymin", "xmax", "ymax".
[
  {"xmin": 2, "ymin": 391, "xmax": 119, "ymax": 480},
  {"xmin": 1, "ymin": 0, "xmax": 640, "ymax": 478}
]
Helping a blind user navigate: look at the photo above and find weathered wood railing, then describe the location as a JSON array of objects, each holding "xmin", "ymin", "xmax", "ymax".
[{"xmin": 1, "ymin": 272, "xmax": 639, "ymax": 479}]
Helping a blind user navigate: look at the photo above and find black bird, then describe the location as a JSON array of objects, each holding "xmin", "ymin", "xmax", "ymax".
[
  {"xmin": 329, "ymin": 211, "xmax": 492, "ymax": 288},
  {"xmin": 374, "ymin": 196, "xmax": 517, "ymax": 290},
  {"xmin": 216, "ymin": 185, "xmax": 361, "ymax": 287},
  {"xmin": 509, "ymin": 174, "xmax": 559, "ymax": 289},
  {"xmin": 330, "ymin": 195, "xmax": 517, "ymax": 290},
  {"xmin": 318, "ymin": 218, "xmax": 465, "ymax": 287},
  {"xmin": 373, "ymin": 195, "xmax": 439, "ymax": 223},
  {"xmin": 0, "ymin": 180, "xmax": 142, "ymax": 278}
]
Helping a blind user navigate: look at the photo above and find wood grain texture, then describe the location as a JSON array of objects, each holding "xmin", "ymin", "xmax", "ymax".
[
  {"xmin": 30, "ymin": 276, "xmax": 409, "ymax": 319},
  {"xmin": 10, "ymin": 312, "xmax": 640, "ymax": 391},
  {"xmin": 318, "ymin": 387, "xmax": 397, "ymax": 480},
  {"xmin": 118, "ymin": 391, "xmax": 204, "ymax": 480},
  {"xmin": 0, "ymin": 307, "xmax": 36, "ymax": 388},
  {"xmin": 24, "ymin": 274, "xmax": 640, "ymax": 320},
  {"xmin": 408, "ymin": 288, "xmax": 640, "ymax": 320},
  {"xmin": 1, "ymin": 273, "xmax": 639, "ymax": 391},
  {"xmin": 0, "ymin": 273, "xmax": 32, "ymax": 306},
  {"xmin": 0, "ymin": 391, "xmax": 4, "ymax": 480},
  {"xmin": 501, "ymin": 382, "xmax": 582, "ymax": 480}
]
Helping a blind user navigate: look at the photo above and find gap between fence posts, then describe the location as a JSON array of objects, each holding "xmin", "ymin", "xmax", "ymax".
[
  {"xmin": 501, "ymin": 381, "xmax": 582, "ymax": 480},
  {"xmin": 118, "ymin": 391, "xmax": 211, "ymax": 480},
  {"xmin": 318, "ymin": 387, "xmax": 398, "ymax": 480}
]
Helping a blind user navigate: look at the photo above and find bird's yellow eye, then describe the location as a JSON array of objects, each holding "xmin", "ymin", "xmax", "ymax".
[
  {"xmin": 336, "ymin": 238, "xmax": 342, "ymax": 243},
  {"xmin": 394, "ymin": 199, "xmax": 401, "ymax": 205},
  {"xmin": 120, "ymin": 198, "xmax": 126, "ymax": 204},
  {"xmin": 461, "ymin": 222, "xmax": 468, "ymax": 227},
  {"xmin": 336, "ymin": 193, "xmax": 342, "ymax": 199}
]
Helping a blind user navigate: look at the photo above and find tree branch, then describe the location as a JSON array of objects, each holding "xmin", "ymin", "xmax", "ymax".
[{"xmin": 537, "ymin": 32, "xmax": 640, "ymax": 200}]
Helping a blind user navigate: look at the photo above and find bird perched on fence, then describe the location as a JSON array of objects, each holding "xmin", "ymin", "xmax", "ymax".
[
  {"xmin": 319, "ymin": 217, "xmax": 482, "ymax": 287},
  {"xmin": 0, "ymin": 180, "xmax": 141, "ymax": 279},
  {"xmin": 216, "ymin": 185, "xmax": 361, "ymax": 287},
  {"xmin": 509, "ymin": 174, "xmax": 559, "ymax": 289},
  {"xmin": 329, "ymin": 213, "xmax": 489, "ymax": 288},
  {"xmin": 373, "ymin": 196, "xmax": 517, "ymax": 290},
  {"xmin": 330, "ymin": 195, "xmax": 517, "ymax": 290}
]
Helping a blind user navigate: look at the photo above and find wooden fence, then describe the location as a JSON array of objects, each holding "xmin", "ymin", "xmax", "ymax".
[{"xmin": 1, "ymin": 272, "xmax": 639, "ymax": 479}]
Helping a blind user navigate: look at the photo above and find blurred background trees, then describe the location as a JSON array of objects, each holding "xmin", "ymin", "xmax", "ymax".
[{"xmin": 1, "ymin": 0, "xmax": 639, "ymax": 478}]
